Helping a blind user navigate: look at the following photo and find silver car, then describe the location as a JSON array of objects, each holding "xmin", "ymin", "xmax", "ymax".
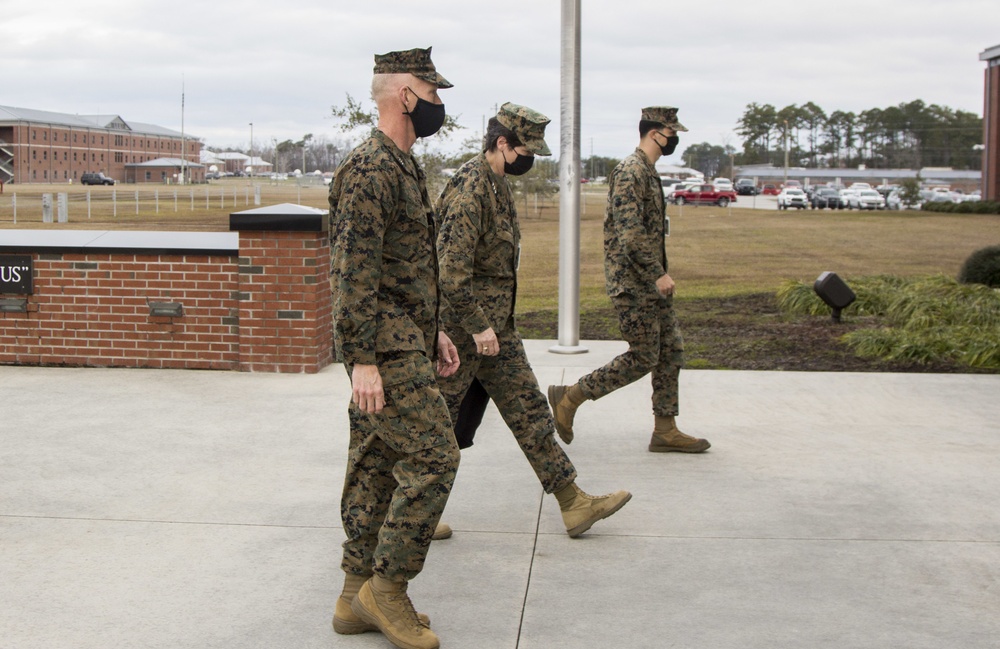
[{"xmin": 848, "ymin": 190, "xmax": 886, "ymax": 210}]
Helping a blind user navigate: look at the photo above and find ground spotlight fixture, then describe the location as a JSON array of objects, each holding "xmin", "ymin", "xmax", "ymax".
[
  {"xmin": 148, "ymin": 301, "xmax": 184, "ymax": 318},
  {"xmin": 813, "ymin": 272, "xmax": 856, "ymax": 323}
]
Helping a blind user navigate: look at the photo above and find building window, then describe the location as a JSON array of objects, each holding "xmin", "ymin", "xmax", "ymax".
[
  {"xmin": 32, "ymin": 130, "xmax": 36, "ymax": 140},
  {"xmin": 43, "ymin": 151, "xmax": 47, "ymax": 160}
]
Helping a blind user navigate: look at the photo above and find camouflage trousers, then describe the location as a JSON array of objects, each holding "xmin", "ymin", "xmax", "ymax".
[
  {"xmin": 578, "ymin": 294, "xmax": 684, "ymax": 417},
  {"xmin": 341, "ymin": 352, "xmax": 460, "ymax": 582},
  {"xmin": 437, "ymin": 320, "xmax": 577, "ymax": 494}
]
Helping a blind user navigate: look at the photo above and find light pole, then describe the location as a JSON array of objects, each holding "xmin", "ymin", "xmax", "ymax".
[
  {"xmin": 249, "ymin": 122, "xmax": 254, "ymax": 179},
  {"xmin": 783, "ymin": 119, "xmax": 789, "ymax": 185}
]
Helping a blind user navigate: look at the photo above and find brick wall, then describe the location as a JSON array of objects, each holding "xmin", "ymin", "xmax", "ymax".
[{"xmin": 0, "ymin": 204, "xmax": 333, "ymax": 373}]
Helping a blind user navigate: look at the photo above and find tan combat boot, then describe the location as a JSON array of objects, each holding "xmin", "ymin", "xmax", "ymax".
[
  {"xmin": 431, "ymin": 522, "xmax": 452, "ymax": 540},
  {"xmin": 351, "ymin": 575, "xmax": 440, "ymax": 649},
  {"xmin": 649, "ymin": 416, "xmax": 711, "ymax": 453},
  {"xmin": 333, "ymin": 573, "xmax": 430, "ymax": 635},
  {"xmin": 548, "ymin": 384, "xmax": 586, "ymax": 444},
  {"xmin": 554, "ymin": 481, "xmax": 632, "ymax": 538}
]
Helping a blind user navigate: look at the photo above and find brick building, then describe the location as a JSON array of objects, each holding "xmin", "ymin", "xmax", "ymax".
[
  {"xmin": 981, "ymin": 44, "xmax": 1000, "ymax": 201},
  {"xmin": 0, "ymin": 105, "xmax": 201, "ymax": 185}
]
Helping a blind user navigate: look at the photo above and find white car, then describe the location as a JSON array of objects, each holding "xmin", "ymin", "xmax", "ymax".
[
  {"xmin": 712, "ymin": 177, "xmax": 734, "ymax": 192},
  {"xmin": 777, "ymin": 188, "xmax": 809, "ymax": 210},
  {"xmin": 886, "ymin": 190, "xmax": 921, "ymax": 211},
  {"xmin": 847, "ymin": 189, "xmax": 887, "ymax": 210}
]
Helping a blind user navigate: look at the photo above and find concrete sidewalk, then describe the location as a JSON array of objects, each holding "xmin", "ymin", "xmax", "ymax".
[{"xmin": 2, "ymin": 342, "xmax": 999, "ymax": 649}]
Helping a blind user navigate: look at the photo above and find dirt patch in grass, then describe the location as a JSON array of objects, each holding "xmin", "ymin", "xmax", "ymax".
[{"xmin": 518, "ymin": 292, "xmax": 985, "ymax": 373}]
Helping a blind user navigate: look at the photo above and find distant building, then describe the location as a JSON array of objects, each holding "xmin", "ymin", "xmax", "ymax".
[
  {"xmin": 0, "ymin": 104, "xmax": 201, "ymax": 185},
  {"xmin": 125, "ymin": 158, "xmax": 205, "ymax": 184},
  {"xmin": 200, "ymin": 150, "xmax": 273, "ymax": 176},
  {"xmin": 981, "ymin": 43, "xmax": 1000, "ymax": 201}
]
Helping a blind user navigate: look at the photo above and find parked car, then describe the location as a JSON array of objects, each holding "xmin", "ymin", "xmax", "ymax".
[
  {"xmin": 734, "ymin": 178, "xmax": 758, "ymax": 195},
  {"xmin": 80, "ymin": 172, "xmax": 115, "ymax": 186},
  {"xmin": 886, "ymin": 190, "xmax": 921, "ymax": 211},
  {"xmin": 761, "ymin": 184, "xmax": 780, "ymax": 195},
  {"xmin": 712, "ymin": 177, "xmax": 734, "ymax": 192},
  {"xmin": 920, "ymin": 189, "xmax": 957, "ymax": 206},
  {"xmin": 847, "ymin": 189, "xmax": 887, "ymax": 210},
  {"xmin": 875, "ymin": 184, "xmax": 899, "ymax": 199},
  {"xmin": 777, "ymin": 188, "xmax": 809, "ymax": 210},
  {"xmin": 783, "ymin": 180, "xmax": 802, "ymax": 189},
  {"xmin": 810, "ymin": 187, "xmax": 843, "ymax": 209},
  {"xmin": 665, "ymin": 180, "xmax": 702, "ymax": 203},
  {"xmin": 672, "ymin": 183, "xmax": 738, "ymax": 207}
]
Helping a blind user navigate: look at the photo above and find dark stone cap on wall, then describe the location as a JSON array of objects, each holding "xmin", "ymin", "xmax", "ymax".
[{"xmin": 229, "ymin": 203, "xmax": 328, "ymax": 233}]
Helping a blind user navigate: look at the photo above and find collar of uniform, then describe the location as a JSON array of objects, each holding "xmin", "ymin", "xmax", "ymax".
[
  {"xmin": 635, "ymin": 146, "xmax": 656, "ymax": 172},
  {"xmin": 478, "ymin": 152, "xmax": 507, "ymax": 202},
  {"xmin": 373, "ymin": 128, "xmax": 418, "ymax": 178}
]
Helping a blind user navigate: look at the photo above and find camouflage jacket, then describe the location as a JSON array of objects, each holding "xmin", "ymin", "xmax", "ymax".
[
  {"xmin": 435, "ymin": 153, "xmax": 519, "ymax": 335},
  {"xmin": 329, "ymin": 129, "xmax": 439, "ymax": 366},
  {"xmin": 603, "ymin": 147, "xmax": 668, "ymax": 301}
]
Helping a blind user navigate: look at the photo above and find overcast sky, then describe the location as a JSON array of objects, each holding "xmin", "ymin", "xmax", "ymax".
[{"xmin": 4, "ymin": 0, "xmax": 998, "ymax": 163}]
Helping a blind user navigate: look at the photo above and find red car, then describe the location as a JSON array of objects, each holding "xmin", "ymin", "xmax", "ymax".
[
  {"xmin": 761, "ymin": 184, "xmax": 780, "ymax": 195},
  {"xmin": 672, "ymin": 184, "xmax": 737, "ymax": 207}
]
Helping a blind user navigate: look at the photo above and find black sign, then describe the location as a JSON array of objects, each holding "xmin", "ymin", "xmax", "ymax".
[{"xmin": 0, "ymin": 255, "xmax": 32, "ymax": 294}]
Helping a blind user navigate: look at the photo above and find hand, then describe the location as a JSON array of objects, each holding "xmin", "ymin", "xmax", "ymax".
[
  {"xmin": 351, "ymin": 364, "xmax": 384, "ymax": 414},
  {"xmin": 473, "ymin": 327, "xmax": 499, "ymax": 356},
  {"xmin": 436, "ymin": 331, "xmax": 461, "ymax": 378},
  {"xmin": 656, "ymin": 273, "xmax": 675, "ymax": 297}
]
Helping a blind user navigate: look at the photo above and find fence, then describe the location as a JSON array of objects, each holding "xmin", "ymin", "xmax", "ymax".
[{"xmin": 0, "ymin": 182, "xmax": 331, "ymax": 225}]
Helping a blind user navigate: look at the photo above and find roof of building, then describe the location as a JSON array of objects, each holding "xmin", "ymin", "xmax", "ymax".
[
  {"xmin": 735, "ymin": 164, "xmax": 981, "ymax": 182},
  {"xmin": 124, "ymin": 158, "xmax": 205, "ymax": 168},
  {"xmin": 0, "ymin": 104, "xmax": 198, "ymax": 139},
  {"xmin": 980, "ymin": 43, "xmax": 1000, "ymax": 62}
]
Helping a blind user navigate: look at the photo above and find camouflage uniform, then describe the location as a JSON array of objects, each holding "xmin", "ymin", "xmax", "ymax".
[
  {"xmin": 577, "ymin": 108, "xmax": 689, "ymax": 417},
  {"xmin": 330, "ymin": 124, "xmax": 459, "ymax": 582},
  {"xmin": 435, "ymin": 125, "xmax": 576, "ymax": 493}
]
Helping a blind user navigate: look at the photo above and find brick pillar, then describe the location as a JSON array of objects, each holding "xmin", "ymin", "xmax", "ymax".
[{"xmin": 230, "ymin": 204, "xmax": 332, "ymax": 373}]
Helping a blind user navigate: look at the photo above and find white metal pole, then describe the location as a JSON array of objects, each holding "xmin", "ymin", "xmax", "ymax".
[{"xmin": 550, "ymin": 0, "xmax": 587, "ymax": 355}]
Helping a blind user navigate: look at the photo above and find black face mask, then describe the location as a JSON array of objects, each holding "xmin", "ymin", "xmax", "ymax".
[
  {"xmin": 404, "ymin": 88, "xmax": 446, "ymax": 138},
  {"xmin": 657, "ymin": 134, "xmax": 679, "ymax": 156},
  {"xmin": 503, "ymin": 148, "xmax": 535, "ymax": 176}
]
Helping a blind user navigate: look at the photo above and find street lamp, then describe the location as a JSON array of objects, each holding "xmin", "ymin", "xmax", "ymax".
[
  {"xmin": 783, "ymin": 119, "xmax": 789, "ymax": 185},
  {"xmin": 249, "ymin": 122, "xmax": 254, "ymax": 179}
]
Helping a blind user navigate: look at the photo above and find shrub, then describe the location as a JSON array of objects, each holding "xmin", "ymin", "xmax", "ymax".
[
  {"xmin": 958, "ymin": 245, "xmax": 1000, "ymax": 288},
  {"xmin": 922, "ymin": 200, "xmax": 1000, "ymax": 214}
]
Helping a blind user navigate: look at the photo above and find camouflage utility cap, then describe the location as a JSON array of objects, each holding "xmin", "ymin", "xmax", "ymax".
[
  {"xmin": 641, "ymin": 106, "xmax": 688, "ymax": 132},
  {"xmin": 496, "ymin": 102, "xmax": 552, "ymax": 156},
  {"xmin": 373, "ymin": 46, "xmax": 453, "ymax": 89}
]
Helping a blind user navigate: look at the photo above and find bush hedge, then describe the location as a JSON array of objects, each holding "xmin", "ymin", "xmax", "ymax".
[
  {"xmin": 921, "ymin": 200, "xmax": 1000, "ymax": 214},
  {"xmin": 958, "ymin": 245, "xmax": 1000, "ymax": 287}
]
